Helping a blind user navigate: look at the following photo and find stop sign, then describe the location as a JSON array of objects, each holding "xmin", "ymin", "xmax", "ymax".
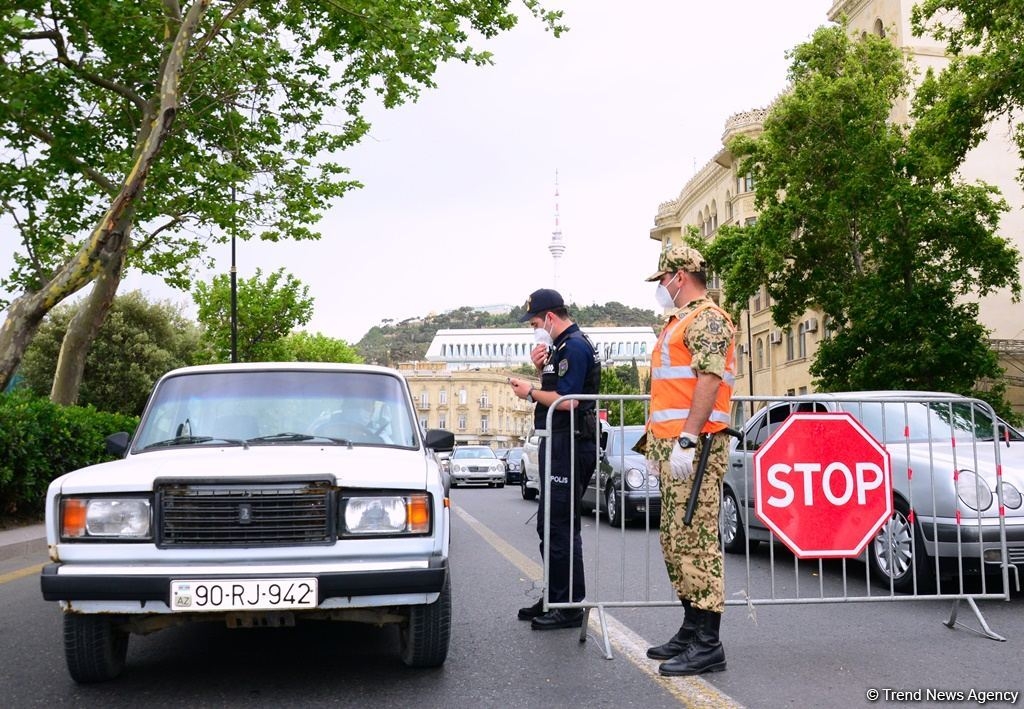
[{"xmin": 754, "ymin": 412, "xmax": 892, "ymax": 558}]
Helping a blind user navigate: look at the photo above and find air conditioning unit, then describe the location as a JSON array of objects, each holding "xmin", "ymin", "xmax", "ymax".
[
  {"xmin": 769, "ymin": 330, "xmax": 783, "ymax": 345},
  {"xmin": 804, "ymin": 317, "xmax": 819, "ymax": 333}
]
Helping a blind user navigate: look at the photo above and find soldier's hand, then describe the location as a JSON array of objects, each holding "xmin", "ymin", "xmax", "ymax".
[{"xmin": 669, "ymin": 442, "xmax": 695, "ymax": 481}]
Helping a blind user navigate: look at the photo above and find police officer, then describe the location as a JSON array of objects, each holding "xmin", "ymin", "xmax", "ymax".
[
  {"xmin": 509, "ymin": 288, "xmax": 601, "ymax": 630},
  {"xmin": 641, "ymin": 244, "xmax": 736, "ymax": 675}
]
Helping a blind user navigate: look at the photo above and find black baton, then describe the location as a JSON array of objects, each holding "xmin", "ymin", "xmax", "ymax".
[{"xmin": 683, "ymin": 433, "xmax": 714, "ymax": 526}]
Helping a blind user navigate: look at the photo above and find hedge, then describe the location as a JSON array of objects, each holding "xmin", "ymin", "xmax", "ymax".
[{"xmin": 0, "ymin": 390, "xmax": 139, "ymax": 518}]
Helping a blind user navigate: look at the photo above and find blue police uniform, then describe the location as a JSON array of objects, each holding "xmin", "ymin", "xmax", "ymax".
[{"xmin": 534, "ymin": 322, "xmax": 601, "ymax": 605}]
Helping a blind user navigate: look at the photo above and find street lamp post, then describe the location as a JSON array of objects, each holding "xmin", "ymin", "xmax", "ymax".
[{"xmin": 230, "ymin": 182, "xmax": 238, "ymax": 363}]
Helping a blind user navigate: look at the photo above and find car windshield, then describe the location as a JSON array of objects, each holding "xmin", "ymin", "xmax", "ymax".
[
  {"xmin": 608, "ymin": 427, "xmax": 645, "ymax": 455},
  {"xmin": 506, "ymin": 449, "xmax": 523, "ymax": 462},
  {"xmin": 837, "ymin": 400, "xmax": 1023, "ymax": 444},
  {"xmin": 452, "ymin": 448, "xmax": 496, "ymax": 459},
  {"xmin": 132, "ymin": 369, "xmax": 419, "ymax": 451}
]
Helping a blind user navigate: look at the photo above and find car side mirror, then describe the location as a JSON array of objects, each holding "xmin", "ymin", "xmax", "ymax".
[
  {"xmin": 105, "ymin": 432, "xmax": 131, "ymax": 457},
  {"xmin": 424, "ymin": 428, "xmax": 455, "ymax": 452}
]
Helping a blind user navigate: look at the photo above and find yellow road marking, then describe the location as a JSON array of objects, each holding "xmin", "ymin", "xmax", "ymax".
[
  {"xmin": 0, "ymin": 562, "xmax": 44, "ymax": 585},
  {"xmin": 451, "ymin": 503, "xmax": 743, "ymax": 709}
]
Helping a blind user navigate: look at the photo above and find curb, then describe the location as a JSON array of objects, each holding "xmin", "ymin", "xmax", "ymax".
[{"xmin": 0, "ymin": 524, "xmax": 46, "ymax": 562}]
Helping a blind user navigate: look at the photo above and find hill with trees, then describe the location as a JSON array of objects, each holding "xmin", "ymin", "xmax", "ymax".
[{"xmin": 356, "ymin": 302, "xmax": 659, "ymax": 365}]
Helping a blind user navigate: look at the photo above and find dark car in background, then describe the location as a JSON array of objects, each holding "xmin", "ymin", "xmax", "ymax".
[
  {"xmin": 502, "ymin": 447, "xmax": 525, "ymax": 484},
  {"xmin": 581, "ymin": 424, "xmax": 660, "ymax": 526}
]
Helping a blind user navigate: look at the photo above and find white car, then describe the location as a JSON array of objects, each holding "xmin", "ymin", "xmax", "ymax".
[
  {"xmin": 520, "ymin": 430, "xmax": 541, "ymax": 500},
  {"xmin": 721, "ymin": 391, "xmax": 1024, "ymax": 592},
  {"xmin": 40, "ymin": 363, "xmax": 455, "ymax": 682}
]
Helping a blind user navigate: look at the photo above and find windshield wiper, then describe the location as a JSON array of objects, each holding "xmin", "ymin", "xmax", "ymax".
[
  {"xmin": 143, "ymin": 435, "xmax": 248, "ymax": 450},
  {"xmin": 247, "ymin": 432, "xmax": 352, "ymax": 445}
]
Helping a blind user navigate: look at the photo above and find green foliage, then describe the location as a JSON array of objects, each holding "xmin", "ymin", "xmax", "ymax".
[
  {"xmin": 911, "ymin": 1, "xmax": 1024, "ymax": 184},
  {"xmin": 18, "ymin": 291, "xmax": 199, "ymax": 416},
  {"xmin": 599, "ymin": 364, "xmax": 647, "ymax": 426},
  {"xmin": 0, "ymin": 390, "xmax": 138, "ymax": 517},
  {"xmin": 355, "ymin": 302, "xmax": 659, "ymax": 364},
  {"xmin": 193, "ymin": 268, "xmax": 314, "ymax": 363},
  {"xmin": 281, "ymin": 331, "xmax": 363, "ymax": 363},
  {"xmin": 0, "ymin": 1, "xmax": 566, "ymax": 302},
  {"xmin": 711, "ymin": 24, "xmax": 1020, "ymax": 404}
]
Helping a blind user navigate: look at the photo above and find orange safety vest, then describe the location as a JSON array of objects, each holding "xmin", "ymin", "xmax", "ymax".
[{"xmin": 649, "ymin": 302, "xmax": 736, "ymax": 437}]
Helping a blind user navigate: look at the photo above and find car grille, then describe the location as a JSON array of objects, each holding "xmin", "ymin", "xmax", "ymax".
[
  {"xmin": 156, "ymin": 480, "xmax": 333, "ymax": 548},
  {"xmin": 466, "ymin": 465, "xmax": 490, "ymax": 472}
]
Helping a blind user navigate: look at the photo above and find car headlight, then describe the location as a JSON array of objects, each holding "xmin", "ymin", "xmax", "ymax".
[
  {"xmin": 491, "ymin": 463, "xmax": 502, "ymax": 472},
  {"xmin": 61, "ymin": 497, "xmax": 152, "ymax": 539},
  {"xmin": 625, "ymin": 468, "xmax": 646, "ymax": 489},
  {"xmin": 342, "ymin": 494, "xmax": 431, "ymax": 535},
  {"xmin": 956, "ymin": 470, "xmax": 993, "ymax": 511},
  {"xmin": 999, "ymin": 482, "xmax": 1023, "ymax": 510},
  {"xmin": 647, "ymin": 473, "xmax": 660, "ymax": 490}
]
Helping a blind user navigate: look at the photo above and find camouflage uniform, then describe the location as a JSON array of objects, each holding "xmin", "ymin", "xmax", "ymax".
[{"xmin": 645, "ymin": 299, "xmax": 734, "ymax": 614}]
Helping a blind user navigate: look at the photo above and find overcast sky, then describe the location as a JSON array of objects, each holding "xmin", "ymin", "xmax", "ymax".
[{"xmin": 3, "ymin": 1, "xmax": 833, "ymax": 343}]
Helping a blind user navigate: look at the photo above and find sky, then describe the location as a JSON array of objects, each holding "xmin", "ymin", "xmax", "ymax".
[{"xmin": 2, "ymin": 0, "xmax": 834, "ymax": 344}]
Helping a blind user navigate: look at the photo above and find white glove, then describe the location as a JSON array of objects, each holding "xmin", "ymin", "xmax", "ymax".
[{"xmin": 669, "ymin": 441, "xmax": 696, "ymax": 481}]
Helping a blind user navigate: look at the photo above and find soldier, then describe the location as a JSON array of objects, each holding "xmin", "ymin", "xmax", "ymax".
[
  {"xmin": 641, "ymin": 243, "xmax": 736, "ymax": 676},
  {"xmin": 509, "ymin": 288, "xmax": 601, "ymax": 629}
]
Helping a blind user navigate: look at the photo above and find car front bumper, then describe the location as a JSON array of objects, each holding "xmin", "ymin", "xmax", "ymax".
[{"xmin": 40, "ymin": 557, "xmax": 448, "ymax": 612}]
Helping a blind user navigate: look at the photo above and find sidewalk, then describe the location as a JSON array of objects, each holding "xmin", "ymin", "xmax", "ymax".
[{"xmin": 0, "ymin": 523, "xmax": 46, "ymax": 561}]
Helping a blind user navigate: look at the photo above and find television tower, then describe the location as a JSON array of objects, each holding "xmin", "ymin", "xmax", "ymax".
[{"xmin": 548, "ymin": 169, "xmax": 565, "ymax": 289}]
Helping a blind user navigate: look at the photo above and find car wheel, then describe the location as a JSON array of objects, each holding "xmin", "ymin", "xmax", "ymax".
[
  {"xmin": 400, "ymin": 571, "xmax": 452, "ymax": 668},
  {"xmin": 719, "ymin": 487, "xmax": 752, "ymax": 554},
  {"xmin": 496, "ymin": 482, "xmax": 505, "ymax": 489},
  {"xmin": 63, "ymin": 614, "xmax": 129, "ymax": 683},
  {"xmin": 605, "ymin": 487, "xmax": 620, "ymax": 526},
  {"xmin": 868, "ymin": 498, "xmax": 933, "ymax": 593},
  {"xmin": 521, "ymin": 474, "xmax": 537, "ymax": 501}
]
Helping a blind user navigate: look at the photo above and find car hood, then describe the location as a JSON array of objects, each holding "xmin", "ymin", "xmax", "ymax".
[
  {"xmin": 605, "ymin": 452, "xmax": 648, "ymax": 471},
  {"xmin": 51, "ymin": 445, "xmax": 433, "ymax": 494},
  {"xmin": 898, "ymin": 441, "xmax": 1024, "ymax": 485}
]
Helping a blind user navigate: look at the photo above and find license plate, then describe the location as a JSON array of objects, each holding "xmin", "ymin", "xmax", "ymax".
[{"xmin": 170, "ymin": 578, "xmax": 318, "ymax": 612}]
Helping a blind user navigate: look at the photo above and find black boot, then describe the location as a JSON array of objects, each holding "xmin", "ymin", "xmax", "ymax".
[
  {"xmin": 658, "ymin": 608, "xmax": 726, "ymax": 676},
  {"xmin": 646, "ymin": 600, "xmax": 697, "ymax": 660}
]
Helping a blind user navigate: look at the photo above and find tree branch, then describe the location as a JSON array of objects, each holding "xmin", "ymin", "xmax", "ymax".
[
  {"xmin": 25, "ymin": 126, "xmax": 118, "ymax": 194},
  {"xmin": 46, "ymin": 22, "xmax": 148, "ymax": 113}
]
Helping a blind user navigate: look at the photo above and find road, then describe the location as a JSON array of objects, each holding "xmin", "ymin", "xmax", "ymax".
[{"xmin": 2, "ymin": 486, "xmax": 1022, "ymax": 708}]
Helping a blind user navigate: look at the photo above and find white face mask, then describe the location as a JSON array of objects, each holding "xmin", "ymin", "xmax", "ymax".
[
  {"xmin": 532, "ymin": 317, "xmax": 554, "ymax": 347},
  {"xmin": 655, "ymin": 274, "xmax": 679, "ymax": 309}
]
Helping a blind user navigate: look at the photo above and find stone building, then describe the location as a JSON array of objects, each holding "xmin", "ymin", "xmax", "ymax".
[{"xmin": 651, "ymin": 0, "xmax": 1024, "ymax": 411}]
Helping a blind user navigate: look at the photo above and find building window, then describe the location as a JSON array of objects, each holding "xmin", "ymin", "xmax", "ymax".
[
  {"xmin": 756, "ymin": 338, "xmax": 765, "ymax": 370},
  {"xmin": 873, "ymin": 18, "xmax": 885, "ymax": 38},
  {"xmin": 439, "ymin": 389, "xmax": 447, "ymax": 405},
  {"xmin": 419, "ymin": 392, "xmax": 429, "ymax": 407},
  {"xmin": 744, "ymin": 173, "xmax": 754, "ymax": 192},
  {"xmin": 459, "ymin": 389, "xmax": 467, "ymax": 405},
  {"xmin": 481, "ymin": 415, "xmax": 489, "ymax": 433},
  {"xmin": 419, "ymin": 417, "xmax": 428, "ymax": 430},
  {"xmin": 798, "ymin": 322, "xmax": 808, "ymax": 359},
  {"xmin": 457, "ymin": 414, "xmax": 467, "ymax": 431},
  {"xmin": 785, "ymin": 328, "xmax": 795, "ymax": 361},
  {"xmin": 439, "ymin": 415, "xmax": 447, "ymax": 429}
]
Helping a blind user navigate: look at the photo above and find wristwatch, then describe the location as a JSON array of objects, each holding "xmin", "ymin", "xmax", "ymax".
[
  {"xmin": 526, "ymin": 387, "xmax": 536, "ymax": 404},
  {"xmin": 677, "ymin": 434, "xmax": 698, "ymax": 449}
]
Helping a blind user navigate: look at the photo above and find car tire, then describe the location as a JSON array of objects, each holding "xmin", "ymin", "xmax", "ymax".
[
  {"xmin": 400, "ymin": 572, "xmax": 452, "ymax": 668},
  {"xmin": 63, "ymin": 613, "xmax": 129, "ymax": 683},
  {"xmin": 521, "ymin": 474, "xmax": 537, "ymax": 501},
  {"xmin": 605, "ymin": 486, "xmax": 621, "ymax": 526},
  {"xmin": 868, "ymin": 498, "xmax": 933, "ymax": 593},
  {"xmin": 496, "ymin": 482, "xmax": 505, "ymax": 489},
  {"xmin": 719, "ymin": 487, "xmax": 753, "ymax": 554}
]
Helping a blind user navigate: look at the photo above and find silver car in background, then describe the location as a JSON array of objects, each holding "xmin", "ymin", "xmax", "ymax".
[{"xmin": 721, "ymin": 391, "xmax": 1024, "ymax": 592}]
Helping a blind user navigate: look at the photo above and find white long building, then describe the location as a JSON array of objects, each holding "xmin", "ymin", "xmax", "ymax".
[{"xmin": 424, "ymin": 327, "xmax": 657, "ymax": 370}]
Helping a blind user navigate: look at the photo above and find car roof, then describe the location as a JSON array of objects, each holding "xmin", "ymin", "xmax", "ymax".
[
  {"xmin": 160, "ymin": 362, "xmax": 402, "ymax": 377},
  {"xmin": 787, "ymin": 390, "xmax": 963, "ymax": 402}
]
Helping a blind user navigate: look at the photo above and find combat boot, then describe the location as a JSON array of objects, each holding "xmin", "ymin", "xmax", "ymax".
[
  {"xmin": 658, "ymin": 607, "xmax": 726, "ymax": 676},
  {"xmin": 646, "ymin": 599, "xmax": 697, "ymax": 660}
]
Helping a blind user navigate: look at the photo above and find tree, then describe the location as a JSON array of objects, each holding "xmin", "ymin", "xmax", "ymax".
[
  {"xmin": 282, "ymin": 331, "xmax": 362, "ymax": 364},
  {"xmin": 17, "ymin": 290, "xmax": 199, "ymax": 415},
  {"xmin": 702, "ymin": 25, "xmax": 1020, "ymax": 400},
  {"xmin": 0, "ymin": 1, "xmax": 566, "ymax": 395},
  {"xmin": 193, "ymin": 268, "xmax": 314, "ymax": 363},
  {"xmin": 600, "ymin": 365, "xmax": 646, "ymax": 426},
  {"xmin": 910, "ymin": 0, "xmax": 1024, "ymax": 183}
]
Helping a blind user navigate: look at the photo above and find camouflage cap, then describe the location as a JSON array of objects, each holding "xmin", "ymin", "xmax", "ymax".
[{"xmin": 644, "ymin": 243, "xmax": 706, "ymax": 281}]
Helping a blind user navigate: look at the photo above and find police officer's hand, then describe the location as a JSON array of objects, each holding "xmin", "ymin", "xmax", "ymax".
[
  {"xmin": 529, "ymin": 343, "xmax": 548, "ymax": 368},
  {"xmin": 669, "ymin": 442, "xmax": 695, "ymax": 481}
]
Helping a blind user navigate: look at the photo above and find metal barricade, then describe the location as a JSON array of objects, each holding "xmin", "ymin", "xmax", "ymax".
[{"xmin": 537, "ymin": 393, "xmax": 1019, "ymax": 659}]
